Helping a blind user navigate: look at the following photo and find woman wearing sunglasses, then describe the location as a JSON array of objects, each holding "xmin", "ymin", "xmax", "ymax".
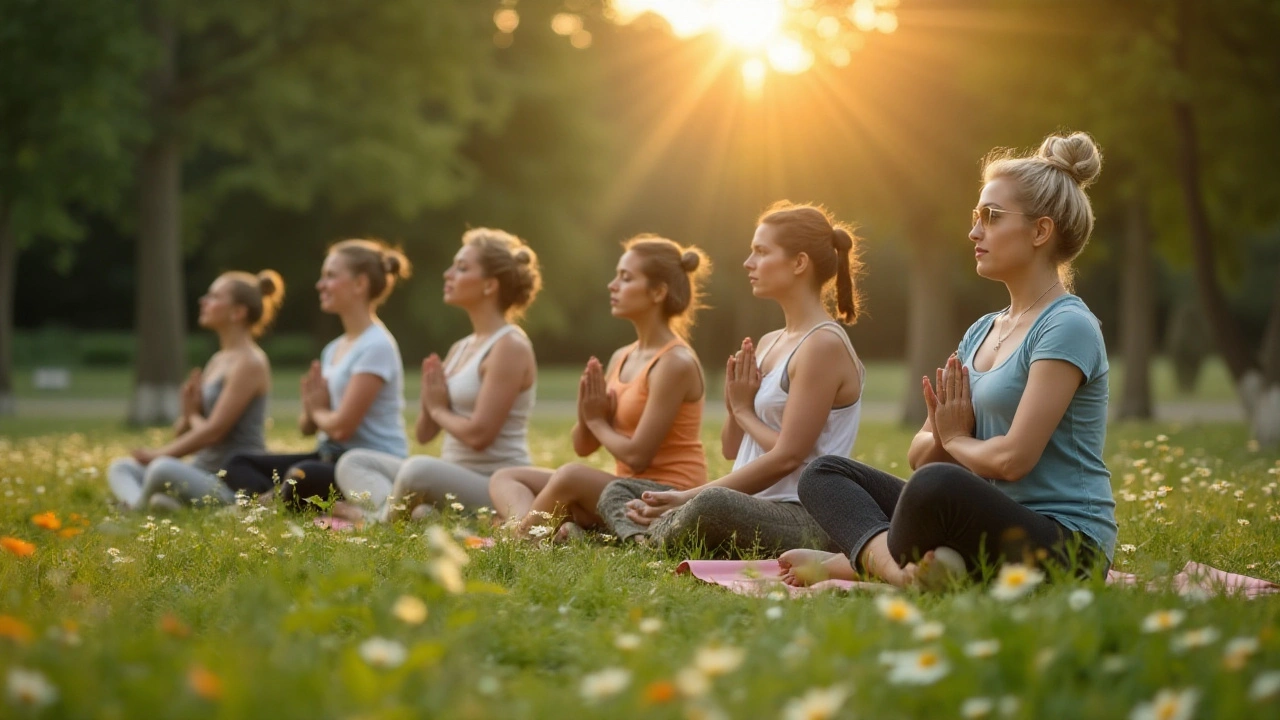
[{"xmin": 780, "ymin": 131, "xmax": 1116, "ymax": 589}]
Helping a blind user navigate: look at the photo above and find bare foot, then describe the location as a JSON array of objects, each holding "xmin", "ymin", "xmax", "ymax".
[
  {"xmin": 553, "ymin": 521, "xmax": 586, "ymax": 544},
  {"xmin": 778, "ymin": 549, "xmax": 852, "ymax": 587},
  {"xmin": 330, "ymin": 501, "xmax": 366, "ymax": 523},
  {"xmin": 147, "ymin": 494, "xmax": 183, "ymax": 513},
  {"xmin": 904, "ymin": 547, "xmax": 966, "ymax": 591}
]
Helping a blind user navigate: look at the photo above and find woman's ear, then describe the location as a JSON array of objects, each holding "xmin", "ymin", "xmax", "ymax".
[
  {"xmin": 1032, "ymin": 217, "xmax": 1056, "ymax": 249},
  {"xmin": 793, "ymin": 251, "xmax": 811, "ymax": 277},
  {"xmin": 650, "ymin": 282, "xmax": 669, "ymax": 306}
]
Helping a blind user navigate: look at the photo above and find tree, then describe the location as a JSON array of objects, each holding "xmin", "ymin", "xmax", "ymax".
[
  {"xmin": 126, "ymin": 0, "xmax": 507, "ymax": 423},
  {"xmin": 0, "ymin": 0, "xmax": 145, "ymax": 415}
]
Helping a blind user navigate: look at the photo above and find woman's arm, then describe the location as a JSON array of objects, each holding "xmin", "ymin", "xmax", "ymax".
[
  {"xmin": 724, "ymin": 335, "xmax": 780, "ymax": 454},
  {"xmin": 585, "ymin": 348, "xmax": 700, "ymax": 473},
  {"xmin": 309, "ymin": 372, "xmax": 386, "ymax": 443},
  {"xmin": 908, "ymin": 365, "xmax": 959, "ymax": 469},
  {"xmin": 937, "ymin": 357, "xmax": 1083, "ymax": 481},
  {"xmin": 152, "ymin": 356, "xmax": 268, "ymax": 459},
  {"xmin": 428, "ymin": 335, "xmax": 534, "ymax": 451}
]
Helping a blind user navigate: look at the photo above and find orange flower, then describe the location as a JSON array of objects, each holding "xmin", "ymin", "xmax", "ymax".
[
  {"xmin": 68, "ymin": 513, "xmax": 90, "ymax": 527},
  {"xmin": 159, "ymin": 613, "xmax": 191, "ymax": 638},
  {"xmin": 187, "ymin": 665, "xmax": 223, "ymax": 701},
  {"xmin": 643, "ymin": 680, "xmax": 677, "ymax": 704},
  {"xmin": 0, "ymin": 615, "xmax": 34, "ymax": 644},
  {"xmin": 31, "ymin": 512, "xmax": 61, "ymax": 531},
  {"xmin": 463, "ymin": 535, "xmax": 488, "ymax": 549},
  {"xmin": 57, "ymin": 528, "xmax": 84, "ymax": 539},
  {"xmin": 1, "ymin": 537, "xmax": 35, "ymax": 557}
]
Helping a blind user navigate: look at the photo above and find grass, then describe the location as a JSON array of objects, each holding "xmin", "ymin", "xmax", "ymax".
[
  {"xmin": 11, "ymin": 356, "xmax": 1241, "ymax": 407},
  {"xmin": 2, "ymin": 418, "xmax": 1279, "ymax": 718}
]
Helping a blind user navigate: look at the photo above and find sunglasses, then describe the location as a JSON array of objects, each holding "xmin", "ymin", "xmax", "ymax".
[{"xmin": 972, "ymin": 206, "xmax": 1032, "ymax": 229}]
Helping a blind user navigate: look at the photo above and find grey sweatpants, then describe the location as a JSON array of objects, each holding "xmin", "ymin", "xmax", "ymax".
[
  {"xmin": 597, "ymin": 482, "xmax": 838, "ymax": 556},
  {"xmin": 334, "ymin": 449, "xmax": 492, "ymax": 522},
  {"xmin": 107, "ymin": 457, "xmax": 236, "ymax": 510}
]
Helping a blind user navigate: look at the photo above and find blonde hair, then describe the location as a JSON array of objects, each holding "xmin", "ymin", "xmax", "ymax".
[
  {"xmin": 330, "ymin": 239, "xmax": 412, "ymax": 305},
  {"xmin": 221, "ymin": 270, "xmax": 285, "ymax": 337},
  {"xmin": 981, "ymin": 131, "xmax": 1104, "ymax": 291},
  {"xmin": 622, "ymin": 234, "xmax": 711, "ymax": 340},
  {"xmin": 462, "ymin": 228, "xmax": 542, "ymax": 321},
  {"xmin": 758, "ymin": 201, "xmax": 863, "ymax": 325}
]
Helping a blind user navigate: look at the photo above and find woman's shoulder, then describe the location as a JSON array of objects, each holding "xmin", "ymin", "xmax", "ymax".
[
  {"xmin": 1035, "ymin": 295, "xmax": 1103, "ymax": 337},
  {"xmin": 488, "ymin": 328, "xmax": 536, "ymax": 362}
]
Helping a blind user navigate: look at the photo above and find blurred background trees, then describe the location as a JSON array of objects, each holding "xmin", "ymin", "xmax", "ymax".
[{"xmin": 5, "ymin": 0, "xmax": 1279, "ymax": 443}]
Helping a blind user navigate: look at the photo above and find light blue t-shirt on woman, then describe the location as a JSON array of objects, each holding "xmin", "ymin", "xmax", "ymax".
[
  {"xmin": 319, "ymin": 322, "xmax": 408, "ymax": 458},
  {"xmin": 957, "ymin": 294, "xmax": 1117, "ymax": 562}
]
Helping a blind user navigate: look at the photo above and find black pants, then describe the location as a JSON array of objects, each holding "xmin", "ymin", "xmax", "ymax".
[
  {"xmin": 222, "ymin": 451, "xmax": 341, "ymax": 511},
  {"xmin": 797, "ymin": 456, "xmax": 1104, "ymax": 578}
]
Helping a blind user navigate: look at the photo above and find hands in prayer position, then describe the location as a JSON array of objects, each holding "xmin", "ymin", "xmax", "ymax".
[
  {"xmin": 578, "ymin": 357, "xmax": 615, "ymax": 425},
  {"xmin": 301, "ymin": 361, "xmax": 331, "ymax": 416},
  {"xmin": 725, "ymin": 337, "xmax": 761, "ymax": 416},
  {"xmin": 922, "ymin": 354, "xmax": 975, "ymax": 448},
  {"xmin": 421, "ymin": 354, "xmax": 451, "ymax": 415}
]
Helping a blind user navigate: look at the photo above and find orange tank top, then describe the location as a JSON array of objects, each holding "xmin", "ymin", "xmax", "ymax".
[{"xmin": 606, "ymin": 338, "xmax": 707, "ymax": 490}]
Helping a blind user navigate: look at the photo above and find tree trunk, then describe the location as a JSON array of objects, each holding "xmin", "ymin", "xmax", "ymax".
[
  {"xmin": 128, "ymin": 13, "xmax": 185, "ymax": 425},
  {"xmin": 1170, "ymin": 1, "xmax": 1255, "ymax": 393},
  {"xmin": 1251, "ymin": 265, "xmax": 1280, "ymax": 447},
  {"xmin": 901, "ymin": 217, "xmax": 955, "ymax": 426},
  {"xmin": 0, "ymin": 202, "xmax": 15, "ymax": 416},
  {"xmin": 1116, "ymin": 191, "xmax": 1155, "ymax": 420}
]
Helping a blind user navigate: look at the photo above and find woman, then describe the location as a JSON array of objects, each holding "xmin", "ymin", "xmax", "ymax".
[
  {"xmin": 488, "ymin": 235, "xmax": 709, "ymax": 540},
  {"xmin": 780, "ymin": 131, "xmax": 1116, "ymax": 588},
  {"xmin": 107, "ymin": 270, "xmax": 284, "ymax": 510},
  {"xmin": 333, "ymin": 228, "xmax": 541, "ymax": 522},
  {"xmin": 604, "ymin": 202, "xmax": 864, "ymax": 555},
  {"xmin": 222, "ymin": 239, "xmax": 411, "ymax": 510}
]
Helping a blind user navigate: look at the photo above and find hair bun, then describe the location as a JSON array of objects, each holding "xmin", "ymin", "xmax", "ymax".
[
  {"xmin": 680, "ymin": 250, "xmax": 701, "ymax": 273},
  {"xmin": 257, "ymin": 273, "xmax": 277, "ymax": 297},
  {"xmin": 514, "ymin": 248, "xmax": 532, "ymax": 265},
  {"xmin": 383, "ymin": 254, "xmax": 401, "ymax": 276},
  {"xmin": 1038, "ymin": 132, "xmax": 1102, "ymax": 188}
]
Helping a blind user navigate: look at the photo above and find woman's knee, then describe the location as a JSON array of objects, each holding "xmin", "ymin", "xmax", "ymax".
[
  {"xmin": 900, "ymin": 463, "xmax": 968, "ymax": 510},
  {"xmin": 142, "ymin": 457, "xmax": 186, "ymax": 488},
  {"xmin": 682, "ymin": 486, "xmax": 742, "ymax": 519}
]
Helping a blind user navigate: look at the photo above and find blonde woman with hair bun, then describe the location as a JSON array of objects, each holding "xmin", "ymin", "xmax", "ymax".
[
  {"xmin": 333, "ymin": 228, "xmax": 543, "ymax": 523},
  {"xmin": 222, "ymin": 239, "xmax": 413, "ymax": 511},
  {"xmin": 781, "ymin": 132, "xmax": 1117, "ymax": 589},
  {"xmin": 107, "ymin": 270, "xmax": 284, "ymax": 509}
]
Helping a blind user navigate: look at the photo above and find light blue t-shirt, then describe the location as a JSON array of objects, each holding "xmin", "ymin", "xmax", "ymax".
[
  {"xmin": 319, "ymin": 323, "xmax": 408, "ymax": 458},
  {"xmin": 957, "ymin": 294, "xmax": 1117, "ymax": 562}
]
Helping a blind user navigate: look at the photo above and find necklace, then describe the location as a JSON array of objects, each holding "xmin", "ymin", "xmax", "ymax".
[{"xmin": 993, "ymin": 281, "xmax": 1060, "ymax": 351}]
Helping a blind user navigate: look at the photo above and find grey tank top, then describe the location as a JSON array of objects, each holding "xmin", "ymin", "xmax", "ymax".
[
  {"xmin": 440, "ymin": 325, "xmax": 534, "ymax": 474},
  {"xmin": 191, "ymin": 376, "xmax": 268, "ymax": 473}
]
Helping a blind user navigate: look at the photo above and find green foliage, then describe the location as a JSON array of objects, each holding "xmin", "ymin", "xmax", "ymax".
[
  {"xmin": 0, "ymin": 0, "xmax": 146, "ymax": 248},
  {"xmin": 1, "ymin": 421, "xmax": 1279, "ymax": 718}
]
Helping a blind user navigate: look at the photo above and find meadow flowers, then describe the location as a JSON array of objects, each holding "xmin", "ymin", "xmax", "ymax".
[
  {"xmin": 912, "ymin": 622, "xmax": 945, "ymax": 642},
  {"xmin": 187, "ymin": 665, "xmax": 223, "ymax": 701},
  {"xmin": 1141, "ymin": 609, "xmax": 1186, "ymax": 633},
  {"xmin": 694, "ymin": 645, "xmax": 746, "ymax": 676},
  {"xmin": 392, "ymin": 595, "xmax": 428, "ymax": 625},
  {"xmin": 989, "ymin": 564, "xmax": 1044, "ymax": 601},
  {"xmin": 1, "ymin": 537, "xmax": 35, "ymax": 557},
  {"xmin": 1223, "ymin": 637, "xmax": 1260, "ymax": 670},
  {"xmin": 359, "ymin": 637, "xmax": 407, "ymax": 669},
  {"xmin": 781, "ymin": 684, "xmax": 850, "ymax": 720},
  {"xmin": 579, "ymin": 667, "xmax": 630, "ymax": 702},
  {"xmin": 1129, "ymin": 688, "xmax": 1199, "ymax": 720},
  {"xmin": 0, "ymin": 616, "xmax": 34, "ymax": 644},
  {"xmin": 6, "ymin": 667, "xmax": 57, "ymax": 708},
  {"xmin": 1250, "ymin": 671, "xmax": 1280, "ymax": 702},
  {"xmin": 964, "ymin": 639, "xmax": 1000, "ymax": 659},
  {"xmin": 875, "ymin": 594, "xmax": 921, "ymax": 625},
  {"xmin": 885, "ymin": 647, "xmax": 950, "ymax": 686},
  {"xmin": 614, "ymin": 633, "xmax": 642, "ymax": 651},
  {"xmin": 1067, "ymin": 588, "xmax": 1094, "ymax": 611},
  {"xmin": 1171, "ymin": 627, "xmax": 1220, "ymax": 653},
  {"xmin": 30, "ymin": 511, "xmax": 60, "ymax": 530}
]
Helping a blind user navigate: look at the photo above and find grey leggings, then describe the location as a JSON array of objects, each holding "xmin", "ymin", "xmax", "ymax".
[
  {"xmin": 107, "ymin": 457, "xmax": 236, "ymax": 510},
  {"xmin": 334, "ymin": 449, "xmax": 492, "ymax": 522},
  {"xmin": 797, "ymin": 456, "xmax": 1105, "ymax": 577},
  {"xmin": 597, "ymin": 481, "xmax": 837, "ymax": 556}
]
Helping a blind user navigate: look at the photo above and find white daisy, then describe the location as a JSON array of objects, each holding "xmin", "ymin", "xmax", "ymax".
[
  {"xmin": 6, "ymin": 667, "xmax": 57, "ymax": 708},
  {"xmin": 1251, "ymin": 671, "xmax": 1280, "ymax": 702},
  {"xmin": 1171, "ymin": 627, "xmax": 1220, "ymax": 653},
  {"xmin": 875, "ymin": 594, "xmax": 921, "ymax": 624},
  {"xmin": 1068, "ymin": 588, "xmax": 1094, "ymax": 611},
  {"xmin": 392, "ymin": 595, "xmax": 428, "ymax": 625},
  {"xmin": 676, "ymin": 667, "xmax": 711, "ymax": 697},
  {"xmin": 638, "ymin": 617, "xmax": 663, "ymax": 634},
  {"xmin": 964, "ymin": 639, "xmax": 1000, "ymax": 659},
  {"xmin": 887, "ymin": 647, "xmax": 950, "ymax": 686},
  {"xmin": 961, "ymin": 697, "xmax": 994, "ymax": 719},
  {"xmin": 695, "ymin": 645, "xmax": 746, "ymax": 676},
  {"xmin": 912, "ymin": 621, "xmax": 945, "ymax": 642},
  {"xmin": 1223, "ymin": 637, "xmax": 1260, "ymax": 670},
  {"xmin": 781, "ymin": 684, "xmax": 850, "ymax": 720},
  {"xmin": 579, "ymin": 667, "xmax": 630, "ymax": 702},
  {"xmin": 614, "ymin": 633, "xmax": 641, "ymax": 651},
  {"xmin": 1129, "ymin": 688, "xmax": 1199, "ymax": 720},
  {"xmin": 1141, "ymin": 609, "xmax": 1186, "ymax": 633},
  {"xmin": 989, "ymin": 564, "xmax": 1045, "ymax": 601},
  {"xmin": 358, "ymin": 637, "xmax": 407, "ymax": 669}
]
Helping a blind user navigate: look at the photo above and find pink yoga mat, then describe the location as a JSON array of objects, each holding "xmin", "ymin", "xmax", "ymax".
[{"xmin": 676, "ymin": 559, "xmax": 1280, "ymax": 598}]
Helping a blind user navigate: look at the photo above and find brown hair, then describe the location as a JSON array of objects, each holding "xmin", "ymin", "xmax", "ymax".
[
  {"xmin": 622, "ymin": 234, "xmax": 712, "ymax": 339},
  {"xmin": 758, "ymin": 201, "xmax": 863, "ymax": 324},
  {"xmin": 462, "ymin": 228, "xmax": 542, "ymax": 321},
  {"xmin": 221, "ymin": 269, "xmax": 286, "ymax": 337},
  {"xmin": 330, "ymin": 238, "xmax": 412, "ymax": 305},
  {"xmin": 981, "ymin": 131, "xmax": 1104, "ymax": 291}
]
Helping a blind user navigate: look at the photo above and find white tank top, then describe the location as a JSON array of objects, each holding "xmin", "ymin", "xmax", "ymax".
[
  {"xmin": 440, "ymin": 325, "xmax": 535, "ymax": 474},
  {"xmin": 734, "ymin": 322, "xmax": 863, "ymax": 503}
]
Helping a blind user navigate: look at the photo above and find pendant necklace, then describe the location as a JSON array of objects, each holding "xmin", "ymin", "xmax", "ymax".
[{"xmin": 993, "ymin": 281, "xmax": 1060, "ymax": 351}]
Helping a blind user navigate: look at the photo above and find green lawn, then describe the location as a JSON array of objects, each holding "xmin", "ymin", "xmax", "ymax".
[
  {"xmin": 11, "ymin": 356, "xmax": 1241, "ymax": 407},
  {"xmin": 2, "ymin": 419, "xmax": 1278, "ymax": 718}
]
